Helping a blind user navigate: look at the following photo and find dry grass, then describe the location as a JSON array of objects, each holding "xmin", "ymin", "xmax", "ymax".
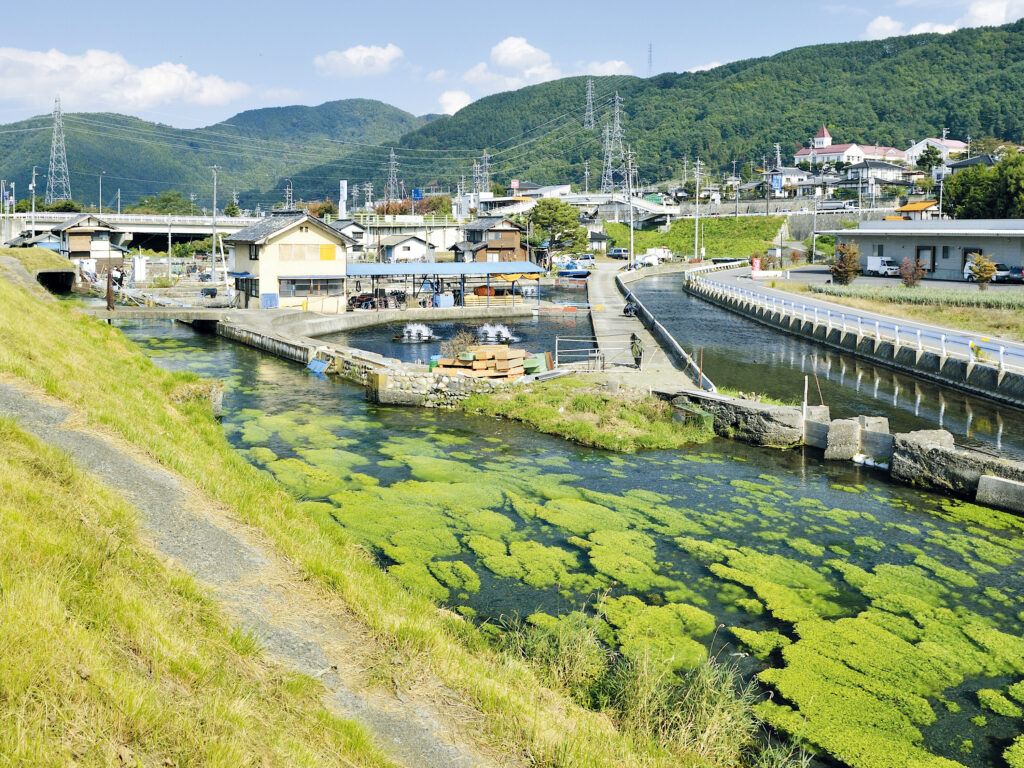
[
  {"xmin": 0, "ymin": 418, "xmax": 395, "ymax": 768},
  {"xmin": 784, "ymin": 282, "xmax": 1024, "ymax": 342}
]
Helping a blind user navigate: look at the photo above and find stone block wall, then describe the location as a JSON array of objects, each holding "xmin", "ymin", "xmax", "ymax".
[{"xmin": 367, "ymin": 369, "xmax": 502, "ymax": 408}]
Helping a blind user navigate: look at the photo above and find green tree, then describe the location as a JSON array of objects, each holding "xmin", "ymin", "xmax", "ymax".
[
  {"xmin": 830, "ymin": 242, "xmax": 860, "ymax": 285},
  {"xmin": 917, "ymin": 176, "xmax": 936, "ymax": 196},
  {"xmin": 46, "ymin": 199, "xmax": 82, "ymax": 213},
  {"xmin": 943, "ymin": 164, "xmax": 997, "ymax": 218},
  {"xmin": 528, "ymin": 199, "xmax": 586, "ymax": 266},
  {"xmin": 916, "ymin": 145, "xmax": 945, "ymax": 172},
  {"xmin": 126, "ymin": 190, "xmax": 194, "ymax": 215},
  {"xmin": 223, "ymin": 200, "xmax": 241, "ymax": 217},
  {"xmin": 995, "ymin": 152, "xmax": 1024, "ymax": 218}
]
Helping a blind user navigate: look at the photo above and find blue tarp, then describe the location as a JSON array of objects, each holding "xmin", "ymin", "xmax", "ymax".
[{"xmin": 307, "ymin": 359, "xmax": 329, "ymax": 374}]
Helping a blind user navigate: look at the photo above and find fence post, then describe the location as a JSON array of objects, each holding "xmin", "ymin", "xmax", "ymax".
[
  {"xmin": 857, "ymin": 317, "xmax": 863, "ymax": 336},
  {"xmin": 875, "ymin": 320, "xmax": 881, "ymax": 340},
  {"xmin": 940, "ymin": 334, "xmax": 947, "ymax": 357},
  {"xmin": 916, "ymin": 329, "xmax": 922, "ymax": 352},
  {"xmin": 894, "ymin": 325, "xmax": 899, "ymax": 346},
  {"xmin": 999, "ymin": 346, "xmax": 1006, "ymax": 371}
]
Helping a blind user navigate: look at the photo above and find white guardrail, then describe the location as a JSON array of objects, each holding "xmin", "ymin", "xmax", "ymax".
[{"xmin": 690, "ymin": 275, "xmax": 1024, "ymax": 374}]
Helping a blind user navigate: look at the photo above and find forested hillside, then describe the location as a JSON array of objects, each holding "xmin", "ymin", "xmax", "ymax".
[
  {"xmin": 4, "ymin": 20, "xmax": 1024, "ymax": 209},
  {"xmin": 0, "ymin": 99, "xmax": 433, "ymax": 209}
]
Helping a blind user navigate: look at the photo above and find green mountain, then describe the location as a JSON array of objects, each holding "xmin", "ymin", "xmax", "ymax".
[
  {"xmin": 0, "ymin": 99, "xmax": 434, "ymax": 209},
  {"xmin": 299, "ymin": 18, "xmax": 1024, "ymax": 198},
  {"xmin": 5, "ymin": 19, "xmax": 1024, "ymax": 209}
]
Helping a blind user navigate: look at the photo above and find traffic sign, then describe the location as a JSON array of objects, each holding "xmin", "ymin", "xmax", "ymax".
[{"xmin": 412, "ymin": 188, "xmax": 423, "ymax": 201}]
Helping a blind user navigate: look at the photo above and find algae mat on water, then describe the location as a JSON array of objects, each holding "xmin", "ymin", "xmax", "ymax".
[{"xmin": 124, "ymin": 322, "xmax": 1024, "ymax": 768}]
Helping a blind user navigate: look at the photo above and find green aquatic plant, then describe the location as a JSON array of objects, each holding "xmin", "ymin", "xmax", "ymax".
[
  {"xmin": 536, "ymin": 498, "xmax": 629, "ymax": 535},
  {"xmin": 602, "ymin": 596, "xmax": 716, "ymax": 671},
  {"xmin": 429, "ymin": 560, "xmax": 481, "ymax": 594},
  {"xmin": 1008, "ymin": 680, "xmax": 1024, "ymax": 705},
  {"xmin": 570, "ymin": 530, "xmax": 668, "ymax": 592},
  {"xmin": 977, "ymin": 689, "xmax": 1022, "ymax": 718},
  {"xmin": 1006, "ymin": 737, "xmax": 1024, "ymax": 768},
  {"xmin": 731, "ymin": 627, "xmax": 791, "ymax": 660},
  {"xmin": 970, "ymin": 715, "xmax": 987, "ymax": 727},
  {"xmin": 388, "ymin": 561, "xmax": 449, "ymax": 602}
]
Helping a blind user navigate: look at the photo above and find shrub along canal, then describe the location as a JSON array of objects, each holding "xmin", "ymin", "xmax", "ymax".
[
  {"xmin": 121, "ymin": 319, "xmax": 1024, "ymax": 768},
  {"xmin": 632, "ymin": 274, "xmax": 1024, "ymax": 460}
]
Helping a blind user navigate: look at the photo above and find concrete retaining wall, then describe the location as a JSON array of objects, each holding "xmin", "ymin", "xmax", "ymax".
[{"xmin": 685, "ymin": 280, "xmax": 1024, "ymax": 411}]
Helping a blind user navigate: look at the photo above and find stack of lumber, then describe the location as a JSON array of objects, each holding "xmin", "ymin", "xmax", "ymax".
[{"xmin": 435, "ymin": 345, "xmax": 527, "ymax": 380}]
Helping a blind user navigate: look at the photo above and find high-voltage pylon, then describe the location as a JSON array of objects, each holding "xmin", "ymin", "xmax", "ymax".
[
  {"xmin": 45, "ymin": 96, "xmax": 72, "ymax": 205},
  {"xmin": 601, "ymin": 93, "xmax": 627, "ymax": 192},
  {"xmin": 385, "ymin": 148, "xmax": 400, "ymax": 203},
  {"xmin": 473, "ymin": 152, "xmax": 491, "ymax": 194},
  {"xmin": 363, "ymin": 181, "xmax": 373, "ymax": 210},
  {"xmin": 583, "ymin": 78, "xmax": 595, "ymax": 129}
]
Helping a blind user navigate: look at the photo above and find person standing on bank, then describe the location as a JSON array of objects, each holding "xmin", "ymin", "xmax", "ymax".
[{"xmin": 630, "ymin": 332, "xmax": 644, "ymax": 370}]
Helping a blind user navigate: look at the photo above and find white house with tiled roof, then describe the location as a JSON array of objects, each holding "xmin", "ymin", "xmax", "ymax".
[{"xmin": 794, "ymin": 125, "xmax": 905, "ymax": 166}]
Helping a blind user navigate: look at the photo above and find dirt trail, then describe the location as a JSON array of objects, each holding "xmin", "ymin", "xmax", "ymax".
[{"xmin": 0, "ymin": 378, "xmax": 513, "ymax": 768}]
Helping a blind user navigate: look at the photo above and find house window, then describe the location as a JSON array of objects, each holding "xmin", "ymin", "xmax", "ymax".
[
  {"xmin": 249, "ymin": 244, "xmax": 258, "ymax": 260},
  {"xmin": 916, "ymin": 246, "xmax": 936, "ymax": 272},
  {"xmin": 279, "ymin": 278, "xmax": 345, "ymax": 297},
  {"xmin": 942, "ymin": 246, "xmax": 950, "ymax": 260},
  {"xmin": 875, "ymin": 244, "xmax": 884, "ymax": 259}
]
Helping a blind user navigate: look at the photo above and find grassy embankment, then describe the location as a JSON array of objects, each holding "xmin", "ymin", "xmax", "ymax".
[
  {"xmin": 0, "ymin": 245, "xmax": 74, "ymax": 274},
  {"xmin": 0, "ymin": 252, "xmax": 777, "ymax": 767},
  {"xmin": 789, "ymin": 282, "xmax": 1024, "ymax": 343},
  {"xmin": 0, "ymin": 418, "xmax": 394, "ymax": 767},
  {"xmin": 461, "ymin": 376, "xmax": 713, "ymax": 452},
  {"xmin": 606, "ymin": 216, "xmax": 784, "ymax": 259}
]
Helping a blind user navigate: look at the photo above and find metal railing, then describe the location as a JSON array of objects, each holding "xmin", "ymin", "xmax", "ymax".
[
  {"xmin": 690, "ymin": 276, "xmax": 1024, "ymax": 373},
  {"xmin": 555, "ymin": 337, "xmax": 629, "ymax": 370}
]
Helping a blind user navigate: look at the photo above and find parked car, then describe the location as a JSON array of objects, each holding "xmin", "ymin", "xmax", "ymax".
[
  {"xmin": 607, "ymin": 247, "xmax": 630, "ymax": 260},
  {"xmin": 964, "ymin": 262, "xmax": 1012, "ymax": 281},
  {"xmin": 1007, "ymin": 266, "xmax": 1024, "ymax": 283},
  {"xmin": 574, "ymin": 253, "xmax": 596, "ymax": 266},
  {"xmin": 865, "ymin": 256, "xmax": 900, "ymax": 277}
]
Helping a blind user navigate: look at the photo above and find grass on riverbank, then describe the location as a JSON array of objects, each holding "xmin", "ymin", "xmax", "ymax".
[
  {"xmin": 0, "ymin": 419, "xmax": 394, "ymax": 768},
  {"xmin": 784, "ymin": 282, "xmax": 1024, "ymax": 342},
  {"xmin": 0, "ymin": 245, "xmax": 74, "ymax": 274},
  {"xmin": 0, "ymin": 258, "xmax": 768, "ymax": 766},
  {"xmin": 606, "ymin": 217, "xmax": 783, "ymax": 260},
  {"xmin": 461, "ymin": 376, "xmax": 714, "ymax": 452}
]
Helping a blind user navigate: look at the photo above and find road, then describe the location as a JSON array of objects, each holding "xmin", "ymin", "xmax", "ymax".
[
  {"xmin": 787, "ymin": 265, "xmax": 1024, "ymax": 291},
  {"xmin": 699, "ymin": 266, "xmax": 1024, "ymax": 369}
]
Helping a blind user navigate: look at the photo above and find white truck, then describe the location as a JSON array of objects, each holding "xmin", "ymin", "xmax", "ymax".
[{"xmin": 865, "ymin": 256, "xmax": 900, "ymax": 277}]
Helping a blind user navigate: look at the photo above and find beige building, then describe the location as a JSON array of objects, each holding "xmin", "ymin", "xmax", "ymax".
[{"xmin": 225, "ymin": 211, "xmax": 353, "ymax": 308}]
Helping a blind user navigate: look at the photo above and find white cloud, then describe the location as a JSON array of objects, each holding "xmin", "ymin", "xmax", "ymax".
[
  {"xmin": 865, "ymin": 15, "xmax": 907, "ymax": 38},
  {"xmin": 582, "ymin": 60, "xmax": 633, "ymax": 76},
  {"xmin": 865, "ymin": 1, "xmax": 1024, "ymax": 39},
  {"xmin": 426, "ymin": 69, "xmax": 447, "ymax": 82},
  {"xmin": 438, "ymin": 90, "xmax": 472, "ymax": 114},
  {"xmin": 491, "ymin": 37, "xmax": 549, "ymax": 70},
  {"xmin": 0, "ymin": 47, "xmax": 249, "ymax": 112},
  {"xmin": 314, "ymin": 43, "xmax": 403, "ymax": 77},
  {"xmin": 688, "ymin": 61, "xmax": 723, "ymax": 72}
]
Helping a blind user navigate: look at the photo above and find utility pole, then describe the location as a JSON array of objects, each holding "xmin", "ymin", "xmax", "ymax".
[
  {"xmin": 29, "ymin": 166, "xmax": 38, "ymax": 237},
  {"xmin": 626, "ymin": 146, "xmax": 635, "ymax": 269},
  {"xmin": 98, "ymin": 171, "xmax": 105, "ymax": 213},
  {"xmin": 167, "ymin": 215, "xmax": 172, "ymax": 281},
  {"xmin": 694, "ymin": 157, "xmax": 701, "ymax": 260},
  {"xmin": 763, "ymin": 154, "xmax": 769, "ymax": 217},
  {"xmin": 732, "ymin": 159, "xmax": 739, "ymax": 218},
  {"xmin": 210, "ymin": 165, "xmax": 219, "ymax": 281},
  {"xmin": 583, "ymin": 160, "xmax": 590, "ymax": 194},
  {"xmin": 939, "ymin": 127, "xmax": 948, "ymax": 219},
  {"xmin": 117, "ymin": 188, "xmax": 121, "ymax": 215}
]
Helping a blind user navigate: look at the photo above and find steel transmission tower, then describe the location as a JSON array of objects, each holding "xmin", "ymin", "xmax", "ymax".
[
  {"xmin": 385, "ymin": 148, "xmax": 400, "ymax": 204},
  {"xmin": 583, "ymin": 78, "xmax": 595, "ymax": 129},
  {"xmin": 473, "ymin": 152, "xmax": 491, "ymax": 195},
  {"xmin": 363, "ymin": 181, "xmax": 373, "ymax": 210},
  {"xmin": 600, "ymin": 93, "xmax": 627, "ymax": 193},
  {"xmin": 46, "ymin": 96, "xmax": 72, "ymax": 205}
]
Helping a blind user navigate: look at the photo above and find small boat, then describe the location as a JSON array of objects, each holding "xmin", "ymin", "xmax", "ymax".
[{"xmin": 557, "ymin": 261, "xmax": 591, "ymax": 278}]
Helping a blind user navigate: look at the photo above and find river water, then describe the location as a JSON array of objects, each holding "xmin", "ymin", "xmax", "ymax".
[
  {"xmin": 632, "ymin": 274, "xmax": 1024, "ymax": 460},
  {"xmin": 117, "ymin": 315, "xmax": 1024, "ymax": 768}
]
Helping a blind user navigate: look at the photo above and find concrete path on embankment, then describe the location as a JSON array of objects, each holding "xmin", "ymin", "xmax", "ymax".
[
  {"xmin": 587, "ymin": 264, "xmax": 672, "ymax": 367},
  {"xmin": 0, "ymin": 378, "xmax": 506, "ymax": 768},
  {"xmin": 706, "ymin": 267, "xmax": 1024, "ymax": 368}
]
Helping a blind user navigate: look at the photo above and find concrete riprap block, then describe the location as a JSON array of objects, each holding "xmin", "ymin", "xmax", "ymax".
[
  {"xmin": 806, "ymin": 405, "xmax": 831, "ymax": 423},
  {"xmin": 824, "ymin": 419, "xmax": 861, "ymax": 461},
  {"xmin": 858, "ymin": 415, "xmax": 889, "ymax": 434},
  {"xmin": 977, "ymin": 475, "xmax": 1024, "ymax": 514}
]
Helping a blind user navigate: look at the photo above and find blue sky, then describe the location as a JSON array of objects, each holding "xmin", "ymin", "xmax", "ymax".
[{"xmin": 1, "ymin": 0, "xmax": 1022, "ymax": 127}]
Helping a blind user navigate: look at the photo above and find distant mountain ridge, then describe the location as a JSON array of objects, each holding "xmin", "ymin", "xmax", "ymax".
[{"xmin": 3, "ymin": 20, "xmax": 1024, "ymax": 208}]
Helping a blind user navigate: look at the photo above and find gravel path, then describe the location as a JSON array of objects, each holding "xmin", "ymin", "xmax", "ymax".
[{"xmin": 0, "ymin": 379, "xmax": 505, "ymax": 768}]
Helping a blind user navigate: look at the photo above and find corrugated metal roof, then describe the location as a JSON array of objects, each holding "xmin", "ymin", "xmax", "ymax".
[
  {"xmin": 347, "ymin": 261, "xmax": 543, "ymax": 277},
  {"xmin": 224, "ymin": 213, "xmax": 305, "ymax": 243},
  {"xmin": 896, "ymin": 201, "xmax": 939, "ymax": 212}
]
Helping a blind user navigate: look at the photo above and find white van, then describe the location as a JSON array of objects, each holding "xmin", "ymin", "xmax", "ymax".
[{"xmin": 865, "ymin": 256, "xmax": 899, "ymax": 277}]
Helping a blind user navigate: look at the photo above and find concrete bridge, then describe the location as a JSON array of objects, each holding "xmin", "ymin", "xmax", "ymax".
[{"xmin": 2, "ymin": 211, "xmax": 261, "ymax": 249}]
